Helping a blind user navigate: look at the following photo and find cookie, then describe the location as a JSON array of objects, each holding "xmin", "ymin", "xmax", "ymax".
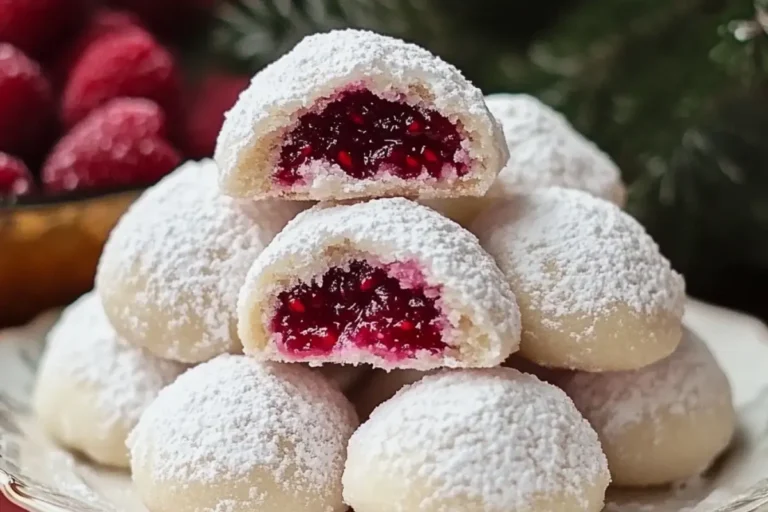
[
  {"xmin": 472, "ymin": 187, "xmax": 685, "ymax": 371},
  {"xmin": 128, "ymin": 355, "xmax": 358, "ymax": 512},
  {"xmin": 425, "ymin": 94, "xmax": 625, "ymax": 226},
  {"xmin": 97, "ymin": 159, "xmax": 304, "ymax": 363},
  {"xmin": 238, "ymin": 198, "xmax": 520, "ymax": 370},
  {"xmin": 215, "ymin": 29, "xmax": 507, "ymax": 201},
  {"xmin": 561, "ymin": 328, "xmax": 735, "ymax": 487},
  {"xmin": 33, "ymin": 292, "xmax": 185, "ymax": 468},
  {"xmin": 343, "ymin": 368, "xmax": 610, "ymax": 512}
]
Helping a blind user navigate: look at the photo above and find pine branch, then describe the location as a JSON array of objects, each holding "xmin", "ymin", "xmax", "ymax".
[{"xmin": 207, "ymin": 0, "xmax": 543, "ymax": 87}]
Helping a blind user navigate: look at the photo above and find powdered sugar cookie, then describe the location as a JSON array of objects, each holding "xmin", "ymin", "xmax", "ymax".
[
  {"xmin": 351, "ymin": 359, "xmax": 558, "ymax": 420},
  {"xmin": 343, "ymin": 368, "xmax": 610, "ymax": 512},
  {"xmin": 215, "ymin": 29, "xmax": 507, "ymax": 202},
  {"xmin": 97, "ymin": 159, "xmax": 304, "ymax": 363},
  {"xmin": 472, "ymin": 187, "xmax": 685, "ymax": 371},
  {"xmin": 425, "ymin": 93, "xmax": 625, "ymax": 226},
  {"xmin": 238, "ymin": 198, "xmax": 520, "ymax": 371},
  {"xmin": 128, "ymin": 355, "xmax": 358, "ymax": 512},
  {"xmin": 562, "ymin": 328, "xmax": 735, "ymax": 487},
  {"xmin": 33, "ymin": 293, "xmax": 185, "ymax": 468}
]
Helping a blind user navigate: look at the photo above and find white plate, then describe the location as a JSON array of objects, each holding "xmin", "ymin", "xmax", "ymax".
[{"xmin": 2, "ymin": 301, "xmax": 768, "ymax": 512}]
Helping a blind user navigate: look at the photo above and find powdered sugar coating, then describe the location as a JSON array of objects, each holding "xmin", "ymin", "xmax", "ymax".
[
  {"xmin": 343, "ymin": 368, "xmax": 609, "ymax": 512},
  {"xmin": 562, "ymin": 329, "xmax": 732, "ymax": 442},
  {"xmin": 96, "ymin": 159, "xmax": 305, "ymax": 363},
  {"xmin": 215, "ymin": 29, "xmax": 507, "ymax": 201},
  {"xmin": 34, "ymin": 292, "xmax": 185, "ymax": 467},
  {"xmin": 561, "ymin": 328, "xmax": 735, "ymax": 486},
  {"xmin": 485, "ymin": 93, "xmax": 625, "ymax": 205},
  {"xmin": 238, "ymin": 198, "xmax": 521, "ymax": 370},
  {"xmin": 472, "ymin": 187, "xmax": 684, "ymax": 334},
  {"xmin": 128, "ymin": 355, "xmax": 358, "ymax": 512},
  {"xmin": 422, "ymin": 94, "xmax": 624, "ymax": 227}
]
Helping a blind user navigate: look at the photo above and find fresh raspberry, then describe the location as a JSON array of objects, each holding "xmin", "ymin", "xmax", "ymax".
[
  {"xmin": 0, "ymin": 0, "xmax": 87, "ymax": 58},
  {"xmin": 0, "ymin": 44, "xmax": 55, "ymax": 159},
  {"xmin": 61, "ymin": 31, "xmax": 181, "ymax": 128},
  {"xmin": 42, "ymin": 98, "xmax": 182, "ymax": 194},
  {"xmin": 183, "ymin": 73, "xmax": 250, "ymax": 158},
  {"xmin": 53, "ymin": 9, "xmax": 148, "ymax": 87},
  {"xmin": 0, "ymin": 152, "xmax": 34, "ymax": 198}
]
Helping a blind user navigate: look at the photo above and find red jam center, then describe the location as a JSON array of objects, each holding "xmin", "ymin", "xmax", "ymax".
[
  {"xmin": 274, "ymin": 89, "xmax": 467, "ymax": 185},
  {"xmin": 271, "ymin": 260, "xmax": 446, "ymax": 359}
]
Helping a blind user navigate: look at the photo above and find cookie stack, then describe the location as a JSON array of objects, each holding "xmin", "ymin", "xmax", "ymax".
[{"xmin": 32, "ymin": 29, "xmax": 735, "ymax": 512}]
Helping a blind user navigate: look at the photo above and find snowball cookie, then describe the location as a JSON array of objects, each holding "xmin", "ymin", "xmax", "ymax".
[
  {"xmin": 472, "ymin": 187, "xmax": 686, "ymax": 371},
  {"xmin": 561, "ymin": 328, "xmax": 735, "ymax": 487},
  {"xmin": 238, "ymin": 198, "xmax": 520, "ymax": 370},
  {"xmin": 97, "ymin": 159, "xmax": 305, "ymax": 363},
  {"xmin": 343, "ymin": 368, "xmax": 610, "ymax": 512},
  {"xmin": 215, "ymin": 30, "xmax": 508, "ymax": 200},
  {"xmin": 424, "ymin": 93, "xmax": 625, "ymax": 226},
  {"xmin": 128, "ymin": 355, "xmax": 358, "ymax": 512},
  {"xmin": 33, "ymin": 292, "xmax": 186, "ymax": 468},
  {"xmin": 216, "ymin": 29, "xmax": 507, "ymax": 201}
]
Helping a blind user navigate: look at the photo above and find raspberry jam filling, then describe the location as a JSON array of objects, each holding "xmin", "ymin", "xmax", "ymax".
[
  {"xmin": 274, "ymin": 89, "xmax": 467, "ymax": 185},
  {"xmin": 271, "ymin": 260, "xmax": 446, "ymax": 359}
]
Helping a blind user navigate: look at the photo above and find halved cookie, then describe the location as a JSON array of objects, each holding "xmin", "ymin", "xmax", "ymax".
[
  {"xmin": 215, "ymin": 29, "xmax": 507, "ymax": 201},
  {"xmin": 238, "ymin": 198, "xmax": 520, "ymax": 370}
]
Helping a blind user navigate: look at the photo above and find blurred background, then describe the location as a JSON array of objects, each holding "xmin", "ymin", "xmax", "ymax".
[{"xmin": 0, "ymin": 0, "xmax": 767, "ymax": 326}]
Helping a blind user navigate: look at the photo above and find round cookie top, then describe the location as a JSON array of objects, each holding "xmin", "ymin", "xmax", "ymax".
[
  {"xmin": 561, "ymin": 328, "xmax": 733, "ymax": 442},
  {"xmin": 239, "ymin": 198, "xmax": 521, "ymax": 369},
  {"xmin": 39, "ymin": 292, "xmax": 186, "ymax": 437},
  {"xmin": 345, "ymin": 368, "xmax": 609, "ymax": 511},
  {"xmin": 128, "ymin": 355, "xmax": 358, "ymax": 506},
  {"xmin": 484, "ymin": 94, "xmax": 625, "ymax": 205},
  {"xmin": 215, "ymin": 29, "xmax": 507, "ymax": 199},
  {"xmin": 485, "ymin": 94, "xmax": 570, "ymax": 145},
  {"xmin": 472, "ymin": 187, "xmax": 685, "ymax": 333},
  {"xmin": 96, "ymin": 159, "xmax": 304, "ymax": 363}
]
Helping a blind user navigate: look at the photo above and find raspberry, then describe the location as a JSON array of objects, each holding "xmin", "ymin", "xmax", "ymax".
[
  {"xmin": 0, "ymin": 0, "xmax": 87, "ymax": 58},
  {"xmin": 0, "ymin": 152, "xmax": 34, "ymax": 198},
  {"xmin": 61, "ymin": 31, "xmax": 181, "ymax": 128},
  {"xmin": 274, "ymin": 89, "xmax": 465, "ymax": 186},
  {"xmin": 273, "ymin": 260, "xmax": 445, "ymax": 359},
  {"xmin": 53, "ymin": 9, "xmax": 148, "ymax": 87},
  {"xmin": 0, "ymin": 44, "xmax": 55, "ymax": 159},
  {"xmin": 183, "ymin": 73, "xmax": 250, "ymax": 158},
  {"xmin": 42, "ymin": 98, "xmax": 182, "ymax": 194}
]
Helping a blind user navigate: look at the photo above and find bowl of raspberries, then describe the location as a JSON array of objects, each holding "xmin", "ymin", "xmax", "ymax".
[{"xmin": 0, "ymin": 0, "xmax": 249, "ymax": 326}]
